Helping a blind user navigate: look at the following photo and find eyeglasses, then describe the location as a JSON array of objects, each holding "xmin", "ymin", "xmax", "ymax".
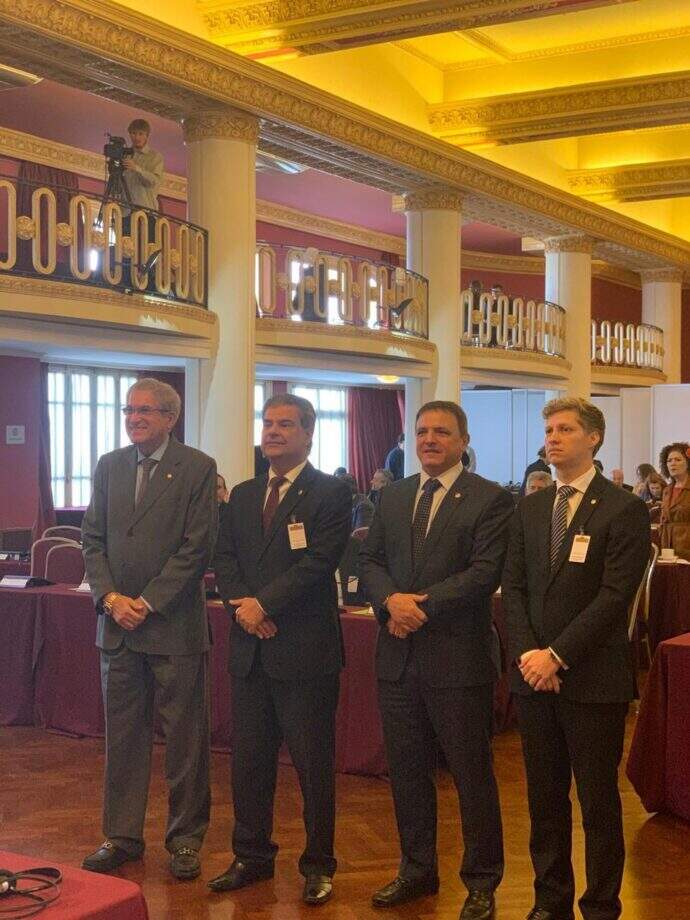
[{"xmin": 121, "ymin": 406, "xmax": 169, "ymax": 417}]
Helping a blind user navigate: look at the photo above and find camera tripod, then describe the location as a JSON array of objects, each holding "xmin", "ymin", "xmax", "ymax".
[{"xmin": 97, "ymin": 157, "xmax": 132, "ymax": 225}]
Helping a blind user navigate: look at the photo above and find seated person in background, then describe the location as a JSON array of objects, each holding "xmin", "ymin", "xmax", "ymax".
[
  {"xmin": 610, "ymin": 469, "xmax": 633, "ymax": 491},
  {"xmin": 659, "ymin": 442, "xmax": 690, "ymax": 560},
  {"xmin": 368, "ymin": 468, "xmax": 393, "ymax": 506},
  {"xmin": 633, "ymin": 463, "xmax": 656, "ymax": 498},
  {"xmin": 342, "ymin": 474, "xmax": 375, "ymax": 531},
  {"xmin": 334, "ymin": 467, "xmax": 347, "ymax": 479},
  {"xmin": 645, "ymin": 472, "xmax": 666, "ymax": 524},
  {"xmin": 525, "ymin": 470, "xmax": 552, "ymax": 495}
]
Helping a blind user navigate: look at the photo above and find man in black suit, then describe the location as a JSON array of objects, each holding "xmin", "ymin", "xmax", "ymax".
[
  {"xmin": 360, "ymin": 400, "xmax": 513, "ymax": 920},
  {"xmin": 384, "ymin": 433, "xmax": 405, "ymax": 481},
  {"xmin": 502, "ymin": 397, "xmax": 650, "ymax": 920},
  {"xmin": 211, "ymin": 393, "xmax": 351, "ymax": 906}
]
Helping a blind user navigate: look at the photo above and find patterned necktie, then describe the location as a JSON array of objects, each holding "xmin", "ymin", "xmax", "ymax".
[
  {"xmin": 412, "ymin": 478, "xmax": 441, "ymax": 565},
  {"xmin": 262, "ymin": 476, "xmax": 287, "ymax": 533},
  {"xmin": 135, "ymin": 457, "xmax": 157, "ymax": 508},
  {"xmin": 550, "ymin": 485, "xmax": 577, "ymax": 568}
]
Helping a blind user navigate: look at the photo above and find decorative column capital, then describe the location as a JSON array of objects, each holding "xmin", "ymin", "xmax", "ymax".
[
  {"xmin": 639, "ymin": 267, "xmax": 684, "ymax": 285},
  {"xmin": 402, "ymin": 187, "xmax": 463, "ymax": 213},
  {"xmin": 544, "ymin": 234, "xmax": 593, "ymax": 254},
  {"xmin": 182, "ymin": 107, "xmax": 259, "ymax": 144}
]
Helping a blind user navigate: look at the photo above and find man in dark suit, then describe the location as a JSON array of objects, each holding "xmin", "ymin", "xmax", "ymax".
[
  {"xmin": 81, "ymin": 378, "xmax": 217, "ymax": 880},
  {"xmin": 384, "ymin": 433, "xmax": 405, "ymax": 481},
  {"xmin": 360, "ymin": 400, "xmax": 513, "ymax": 920},
  {"xmin": 520, "ymin": 447, "xmax": 551, "ymax": 496},
  {"xmin": 211, "ymin": 393, "xmax": 351, "ymax": 906},
  {"xmin": 502, "ymin": 397, "xmax": 650, "ymax": 920}
]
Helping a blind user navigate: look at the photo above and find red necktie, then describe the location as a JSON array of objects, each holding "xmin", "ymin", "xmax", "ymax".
[{"xmin": 262, "ymin": 476, "xmax": 286, "ymax": 533}]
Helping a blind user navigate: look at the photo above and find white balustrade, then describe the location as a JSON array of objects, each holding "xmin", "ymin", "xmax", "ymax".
[
  {"xmin": 461, "ymin": 289, "xmax": 566, "ymax": 357},
  {"xmin": 590, "ymin": 320, "xmax": 664, "ymax": 371}
]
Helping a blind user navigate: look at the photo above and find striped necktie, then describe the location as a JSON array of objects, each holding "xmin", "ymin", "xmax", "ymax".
[
  {"xmin": 550, "ymin": 485, "xmax": 577, "ymax": 568},
  {"xmin": 412, "ymin": 478, "xmax": 441, "ymax": 566}
]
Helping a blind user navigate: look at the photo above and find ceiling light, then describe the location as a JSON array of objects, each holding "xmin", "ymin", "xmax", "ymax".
[{"xmin": 376, "ymin": 375, "xmax": 400, "ymax": 384}]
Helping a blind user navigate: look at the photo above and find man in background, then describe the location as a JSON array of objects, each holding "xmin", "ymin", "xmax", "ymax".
[
  {"xmin": 525, "ymin": 471, "xmax": 552, "ymax": 496},
  {"xmin": 520, "ymin": 447, "xmax": 550, "ymax": 496},
  {"xmin": 342, "ymin": 473, "xmax": 375, "ymax": 531},
  {"xmin": 368, "ymin": 468, "xmax": 394, "ymax": 507},
  {"xmin": 81, "ymin": 377, "xmax": 217, "ymax": 881},
  {"xmin": 384, "ymin": 433, "xmax": 405, "ymax": 481},
  {"xmin": 611, "ymin": 469, "xmax": 633, "ymax": 492},
  {"xmin": 122, "ymin": 118, "xmax": 163, "ymax": 213}
]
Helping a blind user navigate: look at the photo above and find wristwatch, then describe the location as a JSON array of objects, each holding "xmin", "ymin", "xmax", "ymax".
[{"xmin": 102, "ymin": 592, "xmax": 119, "ymax": 614}]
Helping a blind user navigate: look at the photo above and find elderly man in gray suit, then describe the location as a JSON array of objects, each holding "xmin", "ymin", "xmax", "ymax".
[{"xmin": 81, "ymin": 377, "xmax": 217, "ymax": 880}]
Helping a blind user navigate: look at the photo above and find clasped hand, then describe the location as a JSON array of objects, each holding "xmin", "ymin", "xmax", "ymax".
[
  {"xmin": 110, "ymin": 595, "xmax": 148, "ymax": 631},
  {"xmin": 519, "ymin": 648, "xmax": 562, "ymax": 693},
  {"xmin": 386, "ymin": 592, "xmax": 428, "ymax": 639},
  {"xmin": 230, "ymin": 596, "xmax": 277, "ymax": 639}
]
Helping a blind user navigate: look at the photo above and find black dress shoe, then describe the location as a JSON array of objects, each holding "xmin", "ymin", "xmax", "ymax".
[
  {"xmin": 372, "ymin": 875, "xmax": 440, "ymax": 908},
  {"xmin": 207, "ymin": 859, "xmax": 274, "ymax": 892},
  {"xmin": 170, "ymin": 847, "xmax": 200, "ymax": 880},
  {"xmin": 525, "ymin": 909, "xmax": 575, "ymax": 920},
  {"xmin": 460, "ymin": 889, "xmax": 495, "ymax": 920},
  {"xmin": 303, "ymin": 874, "xmax": 333, "ymax": 905},
  {"xmin": 82, "ymin": 842, "xmax": 141, "ymax": 874}
]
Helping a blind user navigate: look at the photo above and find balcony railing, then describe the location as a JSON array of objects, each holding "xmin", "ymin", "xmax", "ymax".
[
  {"xmin": 255, "ymin": 242, "xmax": 429, "ymax": 339},
  {"xmin": 0, "ymin": 175, "xmax": 208, "ymax": 307},
  {"xmin": 461, "ymin": 289, "xmax": 566, "ymax": 358},
  {"xmin": 591, "ymin": 320, "xmax": 663, "ymax": 371}
]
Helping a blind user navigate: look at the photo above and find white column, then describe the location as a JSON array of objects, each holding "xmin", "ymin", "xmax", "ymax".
[
  {"xmin": 404, "ymin": 189, "xmax": 462, "ymax": 404},
  {"xmin": 404, "ymin": 377, "xmax": 423, "ymax": 476},
  {"xmin": 182, "ymin": 108, "xmax": 257, "ymax": 487},
  {"xmin": 544, "ymin": 235, "xmax": 593, "ymax": 399},
  {"xmin": 641, "ymin": 268, "xmax": 683, "ymax": 384}
]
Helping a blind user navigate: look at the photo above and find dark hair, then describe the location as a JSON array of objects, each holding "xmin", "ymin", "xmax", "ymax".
[
  {"xmin": 659, "ymin": 442, "xmax": 690, "ymax": 480},
  {"xmin": 263, "ymin": 393, "xmax": 316, "ymax": 435},
  {"xmin": 644, "ymin": 471, "xmax": 667, "ymax": 501},
  {"xmin": 217, "ymin": 473, "xmax": 227, "ymax": 489},
  {"xmin": 333, "ymin": 467, "xmax": 347, "ymax": 478},
  {"xmin": 397, "ymin": 433, "xmax": 404, "ymax": 445},
  {"xmin": 537, "ymin": 446, "xmax": 546, "ymax": 459},
  {"xmin": 415, "ymin": 401, "xmax": 468, "ymax": 438},
  {"xmin": 593, "ymin": 459, "xmax": 603, "ymax": 472},
  {"xmin": 636, "ymin": 463, "xmax": 655, "ymax": 480},
  {"xmin": 128, "ymin": 118, "xmax": 151, "ymax": 134}
]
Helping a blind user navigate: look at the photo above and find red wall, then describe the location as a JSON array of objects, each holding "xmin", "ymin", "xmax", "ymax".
[
  {"xmin": 0, "ymin": 356, "xmax": 41, "ymax": 529},
  {"xmin": 461, "ymin": 268, "xmax": 544, "ymax": 300},
  {"xmin": 256, "ymin": 220, "xmax": 402, "ymax": 264},
  {"xmin": 591, "ymin": 277, "xmax": 642, "ymax": 325}
]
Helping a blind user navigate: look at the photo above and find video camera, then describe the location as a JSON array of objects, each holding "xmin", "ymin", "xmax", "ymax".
[{"xmin": 104, "ymin": 134, "xmax": 134, "ymax": 163}]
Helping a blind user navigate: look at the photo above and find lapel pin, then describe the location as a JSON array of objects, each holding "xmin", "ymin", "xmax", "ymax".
[
  {"xmin": 298, "ymin": 489, "xmax": 303, "ymax": 496},
  {"xmin": 166, "ymin": 473, "xmax": 173, "ymax": 479},
  {"xmin": 590, "ymin": 498, "xmax": 596, "ymax": 504},
  {"xmin": 454, "ymin": 492, "xmax": 461, "ymax": 499}
]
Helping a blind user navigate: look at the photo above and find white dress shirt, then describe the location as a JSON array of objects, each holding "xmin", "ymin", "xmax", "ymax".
[
  {"xmin": 415, "ymin": 461, "xmax": 464, "ymax": 536},
  {"xmin": 264, "ymin": 460, "xmax": 308, "ymax": 510},
  {"xmin": 553, "ymin": 465, "xmax": 597, "ymax": 526}
]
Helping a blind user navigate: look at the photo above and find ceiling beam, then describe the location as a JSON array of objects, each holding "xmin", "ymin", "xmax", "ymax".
[
  {"xmin": 568, "ymin": 158, "xmax": 690, "ymax": 202},
  {"xmin": 429, "ymin": 71, "xmax": 690, "ymax": 146},
  {"xmin": 199, "ymin": 0, "xmax": 632, "ymax": 57}
]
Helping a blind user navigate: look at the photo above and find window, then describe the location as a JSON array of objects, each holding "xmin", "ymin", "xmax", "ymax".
[
  {"xmin": 290, "ymin": 385, "xmax": 347, "ymax": 474},
  {"xmin": 48, "ymin": 366, "xmax": 138, "ymax": 507},
  {"xmin": 254, "ymin": 381, "xmax": 266, "ymax": 445}
]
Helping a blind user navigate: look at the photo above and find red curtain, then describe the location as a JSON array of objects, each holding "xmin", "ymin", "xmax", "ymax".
[
  {"xmin": 347, "ymin": 387, "xmax": 404, "ymax": 492},
  {"xmin": 33, "ymin": 364, "xmax": 56, "ymax": 542}
]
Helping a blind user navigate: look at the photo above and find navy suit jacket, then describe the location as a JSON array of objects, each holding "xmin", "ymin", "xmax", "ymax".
[{"xmin": 214, "ymin": 462, "xmax": 351, "ymax": 681}]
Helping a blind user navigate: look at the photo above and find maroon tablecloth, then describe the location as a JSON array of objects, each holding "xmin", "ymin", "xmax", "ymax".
[
  {"xmin": 648, "ymin": 562, "xmax": 690, "ymax": 652},
  {"xmin": 0, "ymin": 585, "xmax": 45, "ymax": 724},
  {"xmin": 627, "ymin": 633, "xmax": 690, "ymax": 821},
  {"xmin": 0, "ymin": 849, "xmax": 148, "ymax": 919},
  {"xmin": 0, "ymin": 558, "xmax": 30, "ymax": 578}
]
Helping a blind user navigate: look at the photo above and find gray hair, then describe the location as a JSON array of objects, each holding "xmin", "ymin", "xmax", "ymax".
[
  {"xmin": 127, "ymin": 377, "xmax": 181, "ymax": 424},
  {"xmin": 526, "ymin": 470, "xmax": 552, "ymax": 490}
]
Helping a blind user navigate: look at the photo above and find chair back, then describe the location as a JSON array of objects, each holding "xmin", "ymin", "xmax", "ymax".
[
  {"xmin": 351, "ymin": 526, "xmax": 369, "ymax": 542},
  {"xmin": 627, "ymin": 543, "xmax": 659, "ymax": 642},
  {"xmin": 44, "ymin": 543, "xmax": 86, "ymax": 586},
  {"xmin": 43, "ymin": 525, "xmax": 82, "ymax": 542},
  {"xmin": 0, "ymin": 527, "xmax": 33, "ymax": 553},
  {"xmin": 30, "ymin": 537, "xmax": 79, "ymax": 578}
]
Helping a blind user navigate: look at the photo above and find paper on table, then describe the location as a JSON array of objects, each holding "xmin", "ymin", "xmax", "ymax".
[{"xmin": 73, "ymin": 581, "xmax": 91, "ymax": 592}]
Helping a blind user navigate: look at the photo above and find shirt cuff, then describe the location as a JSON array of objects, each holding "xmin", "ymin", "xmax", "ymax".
[
  {"xmin": 139, "ymin": 595, "xmax": 154, "ymax": 613},
  {"xmin": 548, "ymin": 646, "xmax": 568, "ymax": 670}
]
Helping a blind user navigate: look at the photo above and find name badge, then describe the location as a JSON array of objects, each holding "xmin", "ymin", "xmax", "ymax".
[
  {"xmin": 569, "ymin": 534, "xmax": 590, "ymax": 563},
  {"xmin": 288, "ymin": 521, "xmax": 307, "ymax": 550}
]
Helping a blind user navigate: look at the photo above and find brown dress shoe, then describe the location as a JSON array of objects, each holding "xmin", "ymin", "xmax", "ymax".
[{"xmin": 371, "ymin": 875, "xmax": 439, "ymax": 908}]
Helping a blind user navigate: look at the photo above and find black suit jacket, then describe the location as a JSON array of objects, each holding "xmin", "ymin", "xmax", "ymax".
[
  {"xmin": 359, "ymin": 469, "xmax": 514, "ymax": 687},
  {"xmin": 214, "ymin": 462, "xmax": 351, "ymax": 681},
  {"xmin": 501, "ymin": 471, "xmax": 650, "ymax": 703}
]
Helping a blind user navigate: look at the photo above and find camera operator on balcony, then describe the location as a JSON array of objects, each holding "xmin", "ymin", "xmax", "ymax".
[{"xmin": 121, "ymin": 119, "xmax": 164, "ymax": 214}]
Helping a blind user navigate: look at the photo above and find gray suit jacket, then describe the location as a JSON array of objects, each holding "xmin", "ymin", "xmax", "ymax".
[{"xmin": 82, "ymin": 438, "xmax": 217, "ymax": 655}]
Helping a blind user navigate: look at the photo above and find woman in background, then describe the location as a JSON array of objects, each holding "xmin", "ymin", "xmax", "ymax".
[
  {"xmin": 659, "ymin": 443, "xmax": 690, "ymax": 560},
  {"xmin": 645, "ymin": 471, "xmax": 667, "ymax": 524}
]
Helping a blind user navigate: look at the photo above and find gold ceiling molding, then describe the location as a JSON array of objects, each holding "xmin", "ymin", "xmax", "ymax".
[
  {"xmin": 591, "ymin": 261, "xmax": 640, "ymax": 290},
  {"xmin": 639, "ymin": 268, "xmax": 684, "ymax": 285},
  {"xmin": 1, "ymin": 2, "xmax": 689, "ymax": 275},
  {"xmin": 568, "ymin": 158, "xmax": 690, "ymax": 203},
  {"xmin": 403, "ymin": 188, "xmax": 463, "ymax": 211},
  {"xmin": 182, "ymin": 107, "xmax": 259, "ymax": 143},
  {"xmin": 462, "ymin": 250, "xmax": 542, "ymax": 275},
  {"xmin": 0, "ymin": 125, "xmax": 187, "ymax": 200},
  {"xmin": 199, "ymin": 0, "xmax": 621, "ymax": 57},
  {"xmin": 429, "ymin": 71, "xmax": 690, "ymax": 146},
  {"xmin": 544, "ymin": 235, "xmax": 593, "ymax": 254}
]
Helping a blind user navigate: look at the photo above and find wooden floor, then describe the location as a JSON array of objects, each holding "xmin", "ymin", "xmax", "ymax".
[{"xmin": 1, "ymin": 718, "xmax": 688, "ymax": 920}]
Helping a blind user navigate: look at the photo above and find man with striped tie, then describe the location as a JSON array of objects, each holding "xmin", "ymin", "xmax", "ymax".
[
  {"xmin": 360, "ymin": 401, "xmax": 513, "ymax": 919},
  {"xmin": 502, "ymin": 397, "xmax": 650, "ymax": 920}
]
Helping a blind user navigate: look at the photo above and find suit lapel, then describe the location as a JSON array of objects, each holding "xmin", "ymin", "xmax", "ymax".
[
  {"xmin": 548, "ymin": 472, "xmax": 606, "ymax": 583},
  {"xmin": 397, "ymin": 475, "xmax": 420, "ymax": 584},
  {"xmin": 129, "ymin": 439, "xmax": 181, "ymax": 526},
  {"xmin": 535, "ymin": 484, "xmax": 556, "ymax": 577},
  {"xmin": 413, "ymin": 470, "xmax": 466, "ymax": 577},
  {"xmin": 258, "ymin": 463, "xmax": 315, "ymax": 560},
  {"xmin": 115, "ymin": 446, "xmax": 138, "ymax": 515}
]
